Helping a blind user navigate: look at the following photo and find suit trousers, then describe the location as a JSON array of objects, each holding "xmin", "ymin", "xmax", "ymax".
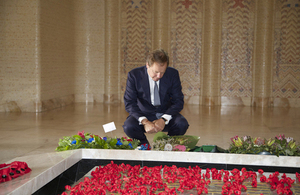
[{"xmin": 123, "ymin": 113, "xmax": 189, "ymax": 145}]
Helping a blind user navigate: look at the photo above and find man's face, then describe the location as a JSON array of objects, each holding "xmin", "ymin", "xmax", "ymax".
[{"xmin": 146, "ymin": 62, "xmax": 167, "ymax": 81}]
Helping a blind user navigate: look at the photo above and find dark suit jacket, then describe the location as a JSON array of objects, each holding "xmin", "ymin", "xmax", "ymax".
[{"xmin": 124, "ymin": 65, "xmax": 184, "ymax": 120}]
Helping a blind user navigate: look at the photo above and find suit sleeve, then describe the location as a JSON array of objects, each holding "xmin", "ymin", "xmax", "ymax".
[
  {"xmin": 164, "ymin": 70, "xmax": 184, "ymax": 115},
  {"xmin": 124, "ymin": 71, "xmax": 145, "ymax": 120}
]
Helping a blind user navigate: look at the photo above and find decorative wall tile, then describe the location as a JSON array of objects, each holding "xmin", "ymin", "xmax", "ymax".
[
  {"xmin": 170, "ymin": 0, "xmax": 202, "ymax": 99},
  {"xmin": 1, "ymin": 0, "xmax": 300, "ymax": 112},
  {"xmin": 221, "ymin": 0, "xmax": 254, "ymax": 98},
  {"xmin": 273, "ymin": 0, "xmax": 300, "ymax": 99},
  {"xmin": 120, "ymin": 0, "xmax": 152, "ymax": 96}
]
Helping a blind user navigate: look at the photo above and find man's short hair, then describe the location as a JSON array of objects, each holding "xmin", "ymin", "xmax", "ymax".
[{"xmin": 146, "ymin": 49, "xmax": 169, "ymax": 67}]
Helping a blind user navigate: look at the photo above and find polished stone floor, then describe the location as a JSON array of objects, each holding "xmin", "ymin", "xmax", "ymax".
[{"xmin": 1, "ymin": 103, "xmax": 300, "ymax": 163}]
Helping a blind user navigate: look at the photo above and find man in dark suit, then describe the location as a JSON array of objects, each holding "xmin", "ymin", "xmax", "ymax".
[{"xmin": 123, "ymin": 49, "xmax": 189, "ymax": 149}]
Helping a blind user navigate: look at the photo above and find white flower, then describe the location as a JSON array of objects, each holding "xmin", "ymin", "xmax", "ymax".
[
  {"xmin": 164, "ymin": 144, "xmax": 173, "ymax": 151},
  {"xmin": 286, "ymin": 137, "xmax": 293, "ymax": 143}
]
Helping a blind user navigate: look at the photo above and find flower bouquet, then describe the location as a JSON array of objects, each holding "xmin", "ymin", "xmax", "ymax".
[
  {"xmin": 151, "ymin": 132, "xmax": 200, "ymax": 151},
  {"xmin": 55, "ymin": 131, "xmax": 140, "ymax": 151},
  {"xmin": 228, "ymin": 134, "xmax": 300, "ymax": 157},
  {"xmin": 271, "ymin": 134, "xmax": 300, "ymax": 156}
]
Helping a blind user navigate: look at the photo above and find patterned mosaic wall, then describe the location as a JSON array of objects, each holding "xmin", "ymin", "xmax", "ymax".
[
  {"xmin": 170, "ymin": 0, "xmax": 202, "ymax": 99},
  {"xmin": 120, "ymin": 0, "xmax": 203, "ymax": 102},
  {"xmin": 120, "ymin": 0, "xmax": 152, "ymax": 93},
  {"xmin": 273, "ymin": 0, "xmax": 300, "ymax": 99},
  {"xmin": 1, "ymin": 0, "xmax": 300, "ymax": 112},
  {"xmin": 221, "ymin": 0, "xmax": 254, "ymax": 98}
]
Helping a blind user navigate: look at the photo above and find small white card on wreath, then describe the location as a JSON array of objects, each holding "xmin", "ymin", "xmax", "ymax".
[{"xmin": 103, "ymin": 122, "xmax": 116, "ymax": 133}]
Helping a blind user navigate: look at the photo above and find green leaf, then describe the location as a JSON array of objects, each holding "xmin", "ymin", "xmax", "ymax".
[
  {"xmin": 73, "ymin": 135, "xmax": 83, "ymax": 140},
  {"xmin": 109, "ymin": 139, "xmax": 118, "ymax": 147},
  {"xmin": 103, "ymin": 143, "xmax": 109, "ymax": 149},
  {"xmin": 153, "ymin": 132, "xmax": 168, "ymax": 142},
  {"xmin": 94, "ymin": 136, "xmax": 105, "ymax": 146}
]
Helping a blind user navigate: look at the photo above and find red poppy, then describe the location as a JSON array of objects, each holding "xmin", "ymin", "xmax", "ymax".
[
  {"xmin": 241, "ymin": 185, "xmax": 247, "ymax": 191},
  {"xmin": 65, "ymin": 185, "xmax": 71, "ymax": 191},
  {"xmin": 0, "ymin": 168, "xmax": 12, "ymax": 182},
  {"xmin": 258, "ymin": 169, "xmax": 264, "ymax": 174},
  {"xmin": 60, "ymin": 162, "xmax": 300, "ymax": 195},
  {"xmin": 251, "ymin": 180, "xmax": 257, "ymax": 188},
  {"xmin": 205, "ymin": 172, "xmax": 210, "ymax": 179},
  {"xmin": 260, "ymin": 175, "xmax": 267, "ymax": 182},
  {"xmin": 296, "ymin": 172, "xmax": 300, "ymax": 181}
]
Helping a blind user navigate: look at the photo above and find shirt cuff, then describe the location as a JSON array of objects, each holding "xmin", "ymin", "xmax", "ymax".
[
  {"xmin": 138, "ymin": 116, "xmax": 147, "ymax": 125},
  {"xmin": 161, "ymin": 114, "xmax": 172, "ymax": 125}
]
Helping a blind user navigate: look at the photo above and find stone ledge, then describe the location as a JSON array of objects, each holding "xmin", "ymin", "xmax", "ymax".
[{"xmin": 2, "ymin": 149, "xmax": 300, "ymax": 195}]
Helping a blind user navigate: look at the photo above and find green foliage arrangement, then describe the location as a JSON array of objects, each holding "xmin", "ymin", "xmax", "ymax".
[
  {"xmin": 228, "ymin": 134, "xmax": 300, "ymax": 157},
  {"xmin": 56, "ymin": 131, "xmax": 300, "ymax": 158},
  {"xmin": 152, "ymin": 132, "xmax": 200, "ymax": 151},
  {"xmin": 55, "ymin": 131, "xmax": 140, "ymax": 152}
]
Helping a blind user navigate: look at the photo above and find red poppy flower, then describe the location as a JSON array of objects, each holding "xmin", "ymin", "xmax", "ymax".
[
  {"xmin": 258, "ymin": 169, "xmax": 264, "ymax": 174},
  {"xmin": 296, "ymin": 172, "xmax": 300, "ymax": 181},
  {"xmin": 223, "ymin": 175, "xmax": 229, "ymax": 182},
  {"xmin": 206, "ymin": 180, "xmax": 211, "ymax": 185},
  {"xmin": 270, "ymin": 184, "xmax": 276, "ymax": 190},
  {"xmin": 251, "ymin": 180, "xmax": 257, "ymax": 188},
  {"xmin": 241, "ymin": 185, "xmax": 247, "ymax": 191},
  {"xmin": 205, "ymin": 172, "xmax": 210, "ymax": 179},
  {"xmin": 65, "ymin": 185, "xmax": 71, "ymax": 191},
  {"xmin": 231, "ymin": 168, "xmax": 240, "ymax": 176},
  {"xmin": 0, "ymin": 168, "xmax": 12, "ymax": 182},
  {"xmin": 60, "ymin": 162, "xmax": 300, "ymax": 195},
  {"xmin": 197, "ymin": 188, "xmax": 203, "ymax": 195},
  {"xmin": 260, "ymin": 175, "xmax": 267, "ymax": 182},
  {"xmin": 222, "ymin": 189, "xmax": 229, "ymax": 195}
]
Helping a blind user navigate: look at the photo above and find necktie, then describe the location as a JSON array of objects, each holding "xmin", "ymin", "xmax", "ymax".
[{"xmin": 154, "ymin": 81, "xmax": 160, "ymax": 106}]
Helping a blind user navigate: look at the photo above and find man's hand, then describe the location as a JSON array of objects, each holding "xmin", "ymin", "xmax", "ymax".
[
  {"xmin": 142, "ymin": 119, "xmax": 158, "ymax": 134},
  {"xmin": 153, "ymin": 118, "xmax": 165, "ymax": 132}
]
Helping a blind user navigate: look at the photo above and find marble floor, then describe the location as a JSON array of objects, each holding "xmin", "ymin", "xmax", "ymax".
[{"xmin": 1, "ymin": 103, "xmax": 300, "ymax": 163}]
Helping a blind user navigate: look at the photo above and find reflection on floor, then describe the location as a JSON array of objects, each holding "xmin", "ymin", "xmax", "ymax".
[{"xmin": 1, "ymin": 103, "xmax": 300, "ymax": 163}]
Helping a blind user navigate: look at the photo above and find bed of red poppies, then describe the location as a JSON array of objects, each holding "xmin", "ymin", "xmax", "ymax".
[{"xmin": 62, "ymin": 161, "xmax": 300, "ymax": 195}]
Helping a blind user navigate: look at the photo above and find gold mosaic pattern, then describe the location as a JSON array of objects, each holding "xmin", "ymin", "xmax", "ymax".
[
  {"xmin": 120, "ymin": 0, "xmax": 152, "ymax": 94},
  {"xmin": 273, "ymin": 0, "xmax": 300, "ymax": 98},
  {"xmin": 221, "ymin": 0, "xmax": 254, "ymax": 98},
  {"xmin": 2, "ymin": 0, "xmax": 300, "ymax": 112},
  {"xmin": 170, "ymin": 0, "xmax": 202, "ymax": 97}
]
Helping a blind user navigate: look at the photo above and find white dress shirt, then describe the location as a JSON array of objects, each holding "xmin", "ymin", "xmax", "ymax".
[{"xmin": 138, "ymin": 73, "xmax": 172, "ymax": 125}]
